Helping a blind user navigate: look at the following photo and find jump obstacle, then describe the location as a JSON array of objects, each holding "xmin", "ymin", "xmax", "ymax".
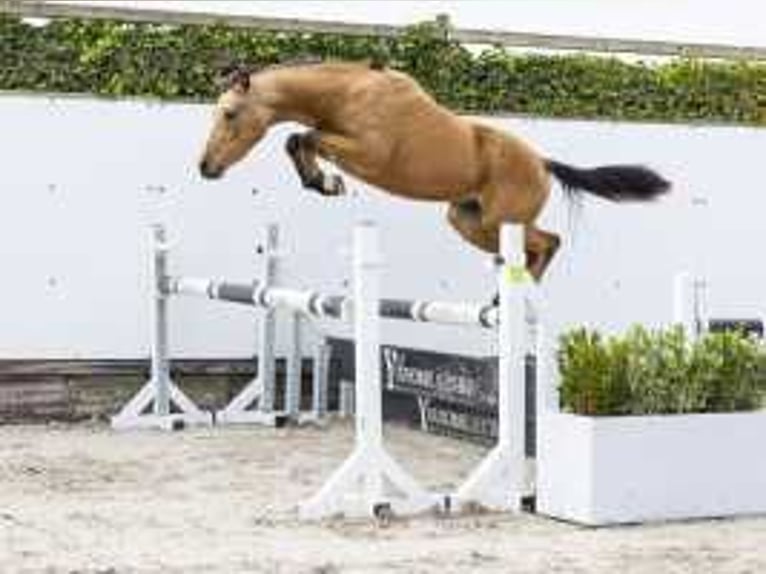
[
  {"xmin": 111, "ymin": 224, "xmax": 332, "ymax": 430},
  {"xmin": 109, "ymin": 215, "xmax": 741, "ymax": 522},
  {"xmin": 112, "ymin": 220, "xmax": 538, "ymax": 519}
]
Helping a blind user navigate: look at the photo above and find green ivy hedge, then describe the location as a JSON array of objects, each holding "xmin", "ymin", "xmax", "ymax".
[{"xmin": 1, "ymin": 15, "xmax": 765, "ymax": 125}]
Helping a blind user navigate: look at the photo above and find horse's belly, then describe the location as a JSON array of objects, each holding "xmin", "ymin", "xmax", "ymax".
[
  {"xmin": 386, "ymin": 168, "xmax": 472, "ymax": 199},
  {"xmin": 378, "ymin": 130, "xmax": 478, "ymax": 199}
]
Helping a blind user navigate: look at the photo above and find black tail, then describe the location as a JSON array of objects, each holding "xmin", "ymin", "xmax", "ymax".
[{"xmin": 545, "ymin": 159, "xmax": 670, "ymax": 202}]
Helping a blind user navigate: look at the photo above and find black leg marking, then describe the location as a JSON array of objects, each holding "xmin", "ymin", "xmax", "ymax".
[
  {"xmin": 286, "ymin": 133, "xmax": 321, "ymax": 190},
  {"xmin": 285, "ymin": 132, "xmax": 346, "ymax": 196},
  {"xmin": 285, "ymin": 133, "xmax": 302, "ymax": 157}
]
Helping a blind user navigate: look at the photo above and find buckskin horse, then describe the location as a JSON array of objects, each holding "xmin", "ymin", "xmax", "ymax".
[{"xmin": 198, "ymin": 61, "xmax": 670, "ymax": 280}]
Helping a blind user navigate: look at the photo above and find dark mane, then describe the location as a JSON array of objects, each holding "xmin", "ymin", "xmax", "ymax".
[{"xmin": 217, "ymin": 57, "xmax": 384, "ymax": 90}]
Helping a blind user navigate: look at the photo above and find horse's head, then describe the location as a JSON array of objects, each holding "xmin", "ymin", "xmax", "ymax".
[{"xmin": 198, "ymin": 66, "xmax": 273, "ymax": 179}]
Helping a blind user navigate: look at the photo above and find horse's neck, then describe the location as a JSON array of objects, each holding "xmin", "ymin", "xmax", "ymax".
[{"xmin": 257, "ymin": 66, "xmax": 345, "ymax": 128}]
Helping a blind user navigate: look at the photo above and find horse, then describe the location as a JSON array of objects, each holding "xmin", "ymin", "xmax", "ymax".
[{"xmin": 198, "ymin": 61, "xmax": 670, "ymax": 281}]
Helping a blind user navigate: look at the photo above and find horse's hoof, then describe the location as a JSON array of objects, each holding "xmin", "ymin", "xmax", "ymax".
[
  {"xmin": 332, "ymin": 175, "xmax": 347, "ymax": 196},
  {"xmin": 319, "ymin": 174, "xmax": 346, "ymax": 196}
]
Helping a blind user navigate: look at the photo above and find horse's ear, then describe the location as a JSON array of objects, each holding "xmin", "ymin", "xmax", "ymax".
[
  {"xmin": 232, "ymin": 68, "xmax": 251, "ymax": 92},
  {"xmin": 217, "ymin": 64, "xmax": 251, "ymax": 93}
]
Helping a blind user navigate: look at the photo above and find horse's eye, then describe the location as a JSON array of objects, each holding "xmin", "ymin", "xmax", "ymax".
[{"xmin": 224, "ymin": 109, "xmax": 238, "ymax": 121}]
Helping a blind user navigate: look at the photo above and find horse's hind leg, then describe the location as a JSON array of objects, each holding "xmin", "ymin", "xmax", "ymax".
[
  {"xmin": 447, "ymin": 201, "xmax": 560, "ymax": 281},
  {"xmin": 446, "ymin": 199, "xmax": 499, "ymax": 252},
  {"xmin": 285, "ymin": 131, "xmax": 346, "ymax": 196},
  {"xmin": 524, "ymin": 225, "xmax": 561, "ymax": 281}
]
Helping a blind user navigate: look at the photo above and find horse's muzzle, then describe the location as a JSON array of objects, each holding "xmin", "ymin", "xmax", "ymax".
[{"xmin": 198, "ymin": 159, "xmax": 223, "ymax": 180}]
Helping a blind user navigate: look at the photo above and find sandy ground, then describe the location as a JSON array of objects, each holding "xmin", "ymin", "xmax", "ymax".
[{"xmin": 0, "ymin": 422, "xmax": 764, "ymax": 574}]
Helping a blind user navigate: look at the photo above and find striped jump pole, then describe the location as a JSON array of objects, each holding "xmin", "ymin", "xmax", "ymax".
[{"xmin": 163, "ymin": 278, "xmax": 499, "ymax": 328}]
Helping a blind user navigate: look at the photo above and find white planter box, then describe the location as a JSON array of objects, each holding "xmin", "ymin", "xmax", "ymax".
[{"xmin": 537, "ymin": 411, "xmax": 766, "ymax": 526}]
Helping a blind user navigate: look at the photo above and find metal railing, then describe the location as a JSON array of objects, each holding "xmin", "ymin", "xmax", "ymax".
[{"xmin": 3, "ymin": 0, "xmax": 766, "ymax": 61}]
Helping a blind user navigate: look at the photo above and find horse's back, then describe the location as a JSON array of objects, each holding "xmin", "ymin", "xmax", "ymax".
[
  {"xmin": 323, "ymin": 65, "xmax": 483, "ymax": 195},
  {"xmin": 282, "ymin": 62, "xmax": 485, "ymax": 196},
  {"xmin": 286, "ymin": 61, "xmax": 456, "ymax": 127}
]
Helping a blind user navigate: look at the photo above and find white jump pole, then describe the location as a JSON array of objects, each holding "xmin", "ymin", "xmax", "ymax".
[
  {"xmin": 300, "ymin": 221, "xmax": 438, "ymax": 520},
  {"xmin": 453, "ymin": 223, "xmax": 530, "ymax": 512}
]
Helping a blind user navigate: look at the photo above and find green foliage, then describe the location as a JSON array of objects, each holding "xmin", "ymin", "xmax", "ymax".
[
  {"xmin": 558, "ymin": 326, "xmax": 766, "ymax": 416},
  {"xmin": 1, "ymin": 15, "xmax": 765, "ymax": 125}
]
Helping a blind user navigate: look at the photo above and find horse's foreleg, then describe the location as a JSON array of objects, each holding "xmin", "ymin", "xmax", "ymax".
[
  {"xmin": 285, "ymin": 131, "xmax": 346, "ymax": 196},
  {"xmin": 313, "ymin": 132, "xmax": 388, "ymax": 184}
]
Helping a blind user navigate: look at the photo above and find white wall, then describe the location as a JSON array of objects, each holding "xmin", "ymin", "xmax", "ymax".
[{"xmin": 0, "ymin": 93, "xmax": 763, "ymax": 359}]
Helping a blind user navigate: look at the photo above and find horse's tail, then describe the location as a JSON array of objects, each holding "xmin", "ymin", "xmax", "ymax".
[{"xmin": 544, "ymin": 159, "xmax": 670, "ymax": 203}]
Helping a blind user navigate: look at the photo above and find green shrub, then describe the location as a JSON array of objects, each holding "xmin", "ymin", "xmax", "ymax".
[
  {"xmin": 558, "ymin": 326, "xmax": 765, "ymax": 416},
  {"xmin": 1, "ymin": 15, "xmax": 765, "ymax": 125}
]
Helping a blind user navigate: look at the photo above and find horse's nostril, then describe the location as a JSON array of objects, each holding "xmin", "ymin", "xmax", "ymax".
[{"xmin": 199, "ymin": 160, "xmax": 209, "ymax": 176}]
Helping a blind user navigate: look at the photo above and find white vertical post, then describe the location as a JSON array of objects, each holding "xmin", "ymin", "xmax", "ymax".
[
  {"xmin": 673, "ymin": 271, "xmax": 690, "ymax": 328},
  {"xmin": 692, "ymin": 277, "xmax": 709, "ymax": 336},
  {"xmin": 354, "ymin": 223, "xmax": 385, "ymax": 506},
  {"xmin": 151, "ymin": 224, "xmax": 171, "ymax": 417},
  {"xmin": 454, "ymin": 223, "xmax": 528, "ymax": 512},
  {"xmin": 216, "ymin": 224, "xmax": 284, "ymax": 426},
  {"xmin": 255, "ymin": 308, "xmax": 277, "ymax": 413},
  {"xmin": 285, "ymin": 312, "xmax": 303, "ymax": 419},
  {"xmin": 112, "ymin": 223, "xmax": 212, "ymax": 430},
  {"xmin": 673, "ymin": 271, "xmax": 702, "ymax": 338},
  {"xmin": 258, "ymin": 224, "xmax": 279, "ymax": 413},
  {"xmin": 311, "ymin": 342, "xmax": 330, "ymax": 419},
  {"xmin": 354, "ymin": 222, "xmax": 383, "ymax": 452},
  {"xmin": 339, "ymin": 380, "xmax": 355, "ymax": 418},
  {"xmin": 300, "ymin": 222, "xmax": 437, "ymax": 520}
]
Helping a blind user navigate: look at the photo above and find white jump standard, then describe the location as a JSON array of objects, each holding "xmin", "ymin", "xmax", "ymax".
[
  {"xmin": 453, "ymin": 224, "xmax": 531, "ymax": 513},
  {"xmin": 301, "ymin": 223, "xmax": 533, "ymax": 519},
  {"xmin": 300, "ymin": 223, "xmax": 439, "ymax": 519},
  {"xmin": 113, "ymin": 219, "xmax": 534, "ymax": 519},
  {"xmin": 111, "ymin": 225, "xmax": 213, "ymax": 430}
]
